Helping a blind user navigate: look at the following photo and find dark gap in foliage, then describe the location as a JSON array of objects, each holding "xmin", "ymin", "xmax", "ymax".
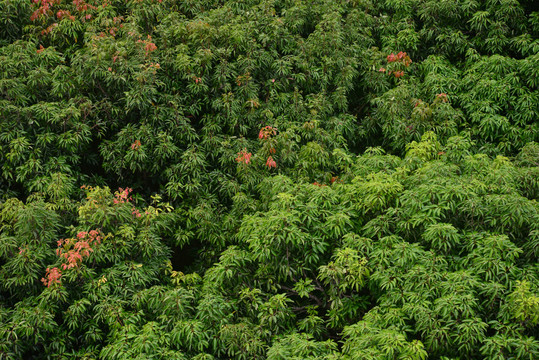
[{"xmin": 169, "ymin": 238, "xmax": 201, "ymax": 272}]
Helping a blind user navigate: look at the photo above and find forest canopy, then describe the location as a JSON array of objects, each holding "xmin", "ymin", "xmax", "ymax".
[{"xmin": 0, "ymin": 0, "xmax": 538, "ymax": 358}]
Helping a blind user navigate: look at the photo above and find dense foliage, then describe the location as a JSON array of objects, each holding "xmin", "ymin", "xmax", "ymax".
[{"xmin": 0, "ymin": 0, "xmax": 538, "ymax": 358}]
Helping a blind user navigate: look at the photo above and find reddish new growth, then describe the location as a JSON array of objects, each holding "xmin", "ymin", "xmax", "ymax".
[
  {"xmin": 387, "ymin": 51, "xmax": 412, "ymax": 66},
  {"xmin": 259, "ymin": 126, "xmax": 276, "ymax": 140},
  {"xmin": 41, "ymin": 23, "xmax": 58, "ymax": 35},
  {"xmin": 72, "ymin": 0, "xmax": 99, "ymax": 13},
  {"xmin": 145, "ymin": 42, "xmax": 157, "ymax": 53},
  {"xmin": 41, "ymin": 267, "xmax": 62, "ymax": 287},
  {"xmin": 105, "ymin": 17, "xmax": 123, "ymax": 37},
  {"xmin": 266, "ymin": 156, "xmax": 277, "ymax": 169},
  {"xmin": 138, "ymin": 35, "xmax": 157, "ymax": 56},
  {"xmin": 30, "ymin": 0, "xmax": 61, "ymax": 22},
  {"xmin": 114, "ymin": 187, "xmax": 133, "ymax": 204},
  {"xmin": 56, "ymin": 230, "xmax": 102, "ymax": 270},
  {"xmin": 437, "ymin": 93, "xmax": 449, "ymax": 102},
  {"xmin": 112, "ymin": 187, "xmax": 142, "ymax": 218},
  {"xmin": 30, "ymin": 0, "xmax": 99, "ymax": 22},
  {"xmin": 383, "ymin": 51, "xmax": 412, "ymax": 78},
  {"xmin": 56, "ymin": 10, "xmax": 75, "ymax": 21},
  {"xmin": 236, "ymin": 149, "xmax": 252, "ymax": 164},
  {"xmin": 131, "ymin": 140, "xmax": 141, "ymax": 150}
]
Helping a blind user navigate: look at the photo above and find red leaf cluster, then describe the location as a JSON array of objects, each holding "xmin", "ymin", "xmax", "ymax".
[
  {"xmin": 41, "ymin": 267, "xmax": 62, "ymax": 287},
  {"xmin": 436, "ymin": 93, "xmax": 449, "ymax": 102},
  {"xmin": 55, "ymin": 230, "xmax": 102, "ymax": 271},
  {"xmin": 266, "ymin": 156, "xmax": 277, "ymax": 168},
  {"xmin": 131, "ymin": 140, "xmax": 141, "ymax": 150},
  {"xmin": 387, "ymin": 51, "xmax": 412, "ymax": 66},
  {"xmin": 236, "ymin": 149, "xmax": 252, "ymax": 164},
  {"xmin": 113, "ymin": 187, "xmax": 133, "ymax": 204},
  {"xmin": 30, "ymin": 0, "xmax": 61, "ymax": 22},
  {"xmin": 258, "ymin": 126, "xmax": 276, "ymax": 140},
  {"xmin": 137, "ymin": 35, "xmax": 157, "ymax": 56},
  {"xmin": 382, "ymin": 51, "xmax": 412, "ymax": 78}
]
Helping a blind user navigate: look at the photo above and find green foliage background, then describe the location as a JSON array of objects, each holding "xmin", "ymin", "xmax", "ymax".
[{"xmin": 0, "ymin": 0, "xmax": 538, "ymax": 358}]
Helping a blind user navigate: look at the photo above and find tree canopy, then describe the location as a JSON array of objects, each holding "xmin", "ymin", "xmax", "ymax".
[{"xmin": 0, "ymin": 0, "xmax": 538, "ymax": 359}]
